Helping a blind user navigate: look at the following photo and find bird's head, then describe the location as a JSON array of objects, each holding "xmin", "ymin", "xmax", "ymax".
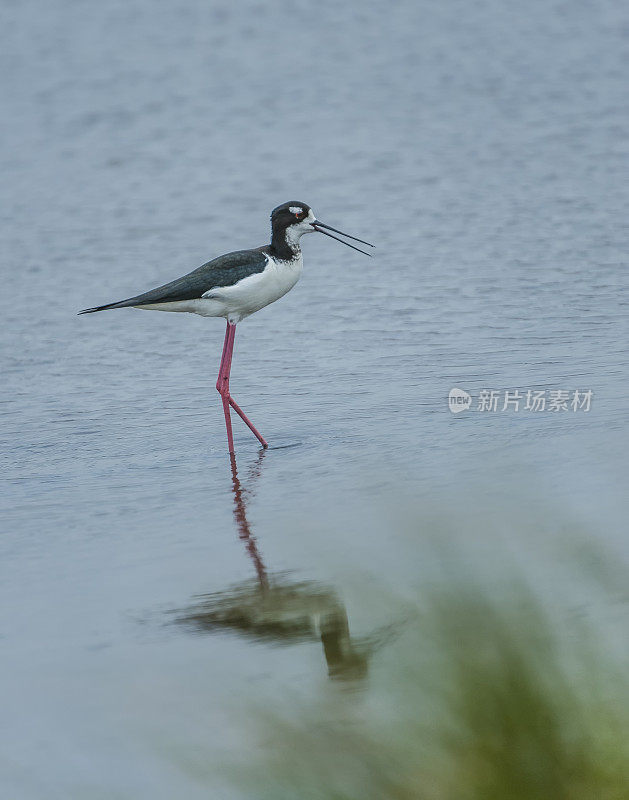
[{"xmin": 270, "ymin": 201, "xmax": 374, "ymax": 256}]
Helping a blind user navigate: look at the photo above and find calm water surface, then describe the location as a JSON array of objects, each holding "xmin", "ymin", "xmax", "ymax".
[{"xmin": 1, "ymin": 1, "xmax": 628, "ymax": 797}]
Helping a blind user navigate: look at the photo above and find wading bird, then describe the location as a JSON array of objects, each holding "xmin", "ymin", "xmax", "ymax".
[{"xmin": 79, "ymin": 202, "xmax": 373, "ymax": 452}]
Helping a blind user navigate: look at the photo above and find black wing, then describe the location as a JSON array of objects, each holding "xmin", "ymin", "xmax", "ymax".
[{"xmin": 78, "ymin": 249, "xmax": 268, "ymax": 314}]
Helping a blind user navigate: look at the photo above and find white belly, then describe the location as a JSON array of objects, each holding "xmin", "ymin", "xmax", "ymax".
[
  {"xmin": 207, "ymin": 253, "xmax": 303, "ymax": 321},
  {"xmin": 138, "ymin": 253, "xmax": 303, "ymax": 323}
]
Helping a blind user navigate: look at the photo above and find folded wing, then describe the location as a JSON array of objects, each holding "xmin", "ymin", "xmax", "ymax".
[{"xmin": 78, "ymin": 249, "xmax": 268, "ymax": 314}]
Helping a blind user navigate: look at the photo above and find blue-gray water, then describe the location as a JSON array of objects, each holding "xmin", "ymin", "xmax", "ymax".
[{"xmin": 2, "ymin": 1, "xmax": 628, "ymax": 797}]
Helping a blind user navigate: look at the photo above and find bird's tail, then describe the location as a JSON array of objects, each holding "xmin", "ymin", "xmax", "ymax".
[{"xmin": 77, "ymin": 300, "xmax": 135, "ymax": 314}]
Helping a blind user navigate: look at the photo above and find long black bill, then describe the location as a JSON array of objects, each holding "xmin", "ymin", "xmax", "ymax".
[{"xmin": 312, "ymin": 220, "xmax": 375, "ymax": 257}]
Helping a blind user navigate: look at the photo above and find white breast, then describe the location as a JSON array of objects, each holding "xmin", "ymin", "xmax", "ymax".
[{"xmin": 202, "ymin": 252, "xmax": 303, "ymax": 323}]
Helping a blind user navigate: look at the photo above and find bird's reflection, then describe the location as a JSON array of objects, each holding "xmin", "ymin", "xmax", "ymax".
[{"xmin": 175, "ymin": 450, "xmax": 370, "ymax": 682}]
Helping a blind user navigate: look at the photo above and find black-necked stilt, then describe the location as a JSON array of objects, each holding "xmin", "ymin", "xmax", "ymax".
[{"xmin": 79, "ymin": 201, "xmax": 374, "ymax": 453}]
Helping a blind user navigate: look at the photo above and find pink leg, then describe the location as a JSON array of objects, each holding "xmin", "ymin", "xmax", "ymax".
[
  {"xmin": 215, "ymin": 321, "xmax": 268, "ymax": 453},
  {"xmin": 216, "ymin": 323, "xmax": 235, "ymax": 453}
]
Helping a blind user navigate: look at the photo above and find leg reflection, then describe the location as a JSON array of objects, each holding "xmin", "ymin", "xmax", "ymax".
[
  {"xmin": 229, "ymin": 450, "xmax": 269, "ymax": 590},
  {"xmin": 175, "ymin": 449, "xmax": 373, "ymax": 682}
]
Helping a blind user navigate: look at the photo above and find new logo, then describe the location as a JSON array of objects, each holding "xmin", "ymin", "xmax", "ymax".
[{"xmin": 448, "ymin": 388, "xmax": 472, "ymax": 414}]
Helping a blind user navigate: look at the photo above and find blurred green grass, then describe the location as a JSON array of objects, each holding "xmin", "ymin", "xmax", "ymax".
[
  {"xmin": 162, "ymin": 492, "xmax": 629, "ymax": 800},
  {"xmin": 234, "ymin": 552, "xmax": 629, "ymax": 799}
]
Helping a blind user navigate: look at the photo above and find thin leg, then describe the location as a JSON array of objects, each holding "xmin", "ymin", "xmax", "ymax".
[
  {"xmin": 229, "ymin": 396, "xmax": 268, "ymax": 447},
  {"xmin": 216, "ymin": 323, "xmax": 235, "ymax": 453},
  {"xmin": 216, "ymin": 321, "xmax": 268, "ymax": 452}
]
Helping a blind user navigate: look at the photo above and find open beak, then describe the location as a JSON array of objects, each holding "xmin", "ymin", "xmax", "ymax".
[{"xmin": 311, "ymin": 220, "xmax": 375, "ymax": 256}]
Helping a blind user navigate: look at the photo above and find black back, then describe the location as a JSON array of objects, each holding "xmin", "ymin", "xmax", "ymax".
[{"xmin": 78, "ymin": 249, "xmax": 268, "ymax": 313}]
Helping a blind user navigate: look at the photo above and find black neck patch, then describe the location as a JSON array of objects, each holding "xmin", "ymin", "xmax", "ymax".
[{"xmin": 269, "ymin": 230, "xmax": 300, "ymax": 261}]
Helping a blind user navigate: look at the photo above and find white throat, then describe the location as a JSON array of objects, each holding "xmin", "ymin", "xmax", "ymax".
[{"xmin": 284, "ymin": 209, "xmax": 316, "ymax": 250}]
